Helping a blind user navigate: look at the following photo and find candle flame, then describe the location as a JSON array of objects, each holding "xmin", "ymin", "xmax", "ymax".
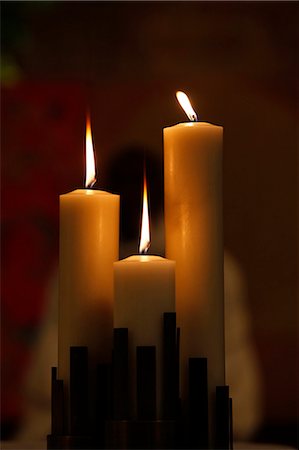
[
  {"xmin": 176, "ymin": 91, "xmax": 198, "ymax": 121},
  {"xmin": 85, "ymin": 115, "xmax": 96, "ymax": 188},
  {"xmin": 139, "ymin": 168, "xmax": 151, "ymax": 254}
]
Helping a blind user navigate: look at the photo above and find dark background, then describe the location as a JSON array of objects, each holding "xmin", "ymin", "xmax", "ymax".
[{"xmin": 1, "ymin": 1, "xmax": 297, "ymax": 447}]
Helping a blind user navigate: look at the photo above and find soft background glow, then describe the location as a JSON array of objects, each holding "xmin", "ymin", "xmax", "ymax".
[{"xmin": 1, "ymin": 3, "xmax": 297, "ymax": 447}]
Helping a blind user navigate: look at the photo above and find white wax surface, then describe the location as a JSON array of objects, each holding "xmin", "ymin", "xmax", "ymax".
[
  {"xmin": 114, "ymin": 255, "xmax": 175, "ymax": 418},
  {"xmin": 59, "ymin": 188, "xmax": 119, "ymax": 427},
  {"xmin": 164, "ymin": 121, "xmax": 225, "ymax": 442}
]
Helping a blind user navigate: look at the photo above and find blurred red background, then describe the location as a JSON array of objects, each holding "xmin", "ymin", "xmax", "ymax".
[{"xmin": 1, "ymin": 2, "xmax": 297, "ymax": 446}]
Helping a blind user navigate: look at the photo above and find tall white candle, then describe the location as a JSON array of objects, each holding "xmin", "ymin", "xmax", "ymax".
[
  {"xmin": 58, "ymin": 117, "xmax": 119, "ymax": 427},
  {"xmin": 164, "ymin": 92, "xmax": 225, "ymax": 439},
  {"xmin": 114, "ymin": 171, "xmax": 175, "ymax": 418}
]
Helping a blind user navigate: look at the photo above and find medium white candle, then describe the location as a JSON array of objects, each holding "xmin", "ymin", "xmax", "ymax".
[
  {"xmin": 164, "ymin": 92, "xmax": 225, "ymax": 440},
  {"xmin": 114, "ymin": 171, "xmax": 175, "ymax": 418},
  {"xmin": 58, "ymin": 116, "xmax": 119, "ymax": 427}
]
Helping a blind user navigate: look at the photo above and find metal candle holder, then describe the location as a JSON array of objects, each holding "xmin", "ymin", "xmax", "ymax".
[{"xmin": 47, "ymin": 312, "xmax": 233, "ymax": 449}]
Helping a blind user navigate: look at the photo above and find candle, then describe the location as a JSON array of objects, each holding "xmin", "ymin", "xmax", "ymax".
[
  {"xmin": 114, "ymin": 170, "xmax": 175, "ymax": 418},
  {"xmin": 164, "ymin": 92, "xmax": 225, "ymax": 436},
  {"xmin": 58, "ymin": 116, "xmax": 119, "ymax": 427}
]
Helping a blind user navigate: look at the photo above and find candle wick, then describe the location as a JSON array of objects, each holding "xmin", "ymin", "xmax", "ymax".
[
  {"xmin": 86, "ymin": 179, "xmax": 96, "ymax": 189},
  {"xmin": 139, "ymin": 242, "xmax": 150, "ymax": 255}
]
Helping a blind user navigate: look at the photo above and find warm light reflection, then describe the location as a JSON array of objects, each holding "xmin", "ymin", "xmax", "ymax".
[
  {"xmin": 176, "ymin": 91, "xmax": 198, "ymax": 122},
  {"xmin": 139, "ymin": 167, "xmax": 151, "ymax": 254},
  {"xmin": 85, "ymin": 115, "xmax": 96, "ymax": 188}
]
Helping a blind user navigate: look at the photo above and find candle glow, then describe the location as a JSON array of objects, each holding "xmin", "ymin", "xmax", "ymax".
[
  {"xmin": 139, "ymin": 169, "xmax": 150, "ymax": 254},
  {"xmin": 85, "ymin": 115, "xmax": 96, "ymax": 188},
  {"xmin": 176, "ymin": 91, "xmax": 198, "ymax": 122}
]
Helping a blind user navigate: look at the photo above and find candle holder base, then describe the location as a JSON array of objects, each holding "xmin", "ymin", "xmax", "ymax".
[
  {"xmin": 47, "ymin": 434, "xmax": 97, "ymax": 450},
  {"xmin": 48, "ymin": 312, "xmax": 233, "ymax": 449},
  {"xmin": 105, "ymin": 419, "xmax": 177, "ymax": 449}
]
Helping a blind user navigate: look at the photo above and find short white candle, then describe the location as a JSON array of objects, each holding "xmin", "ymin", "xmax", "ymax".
[{"xmin": 114, "ymin": 171, "xmax": 175, "ymax": 418}]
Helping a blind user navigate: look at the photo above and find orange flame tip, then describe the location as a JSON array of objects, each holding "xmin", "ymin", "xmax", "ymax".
[
  {"xmin": 85, "ymin": 115, "xmax": 96, "ymax": 188},
  {"xmin": 139, "ymin": 168, "xmax": 151, "ymax": 254},
  {"xmin": 176, "ymin": 91, "xmax": 198, "ymax": 122}
]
